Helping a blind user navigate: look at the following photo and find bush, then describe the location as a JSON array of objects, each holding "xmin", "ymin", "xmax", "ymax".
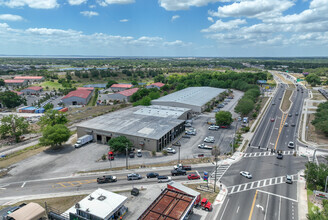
[
  {"xmin": 242, "ymin": 126, "xmax": 250, "ymax": 132},
  {"xmin": 102, "ymin": 154, "xmax": 107, "ymax": 160},
  {"xmin": 162, "ymin": 150, "xmax": 168, "ymax": 156},
  {"xmin": 152, "ymin": 150, "xmax": 156, "ymax": 156},
  {"xmin": 252, "ymin": 112, "xmax": 258, "ymax": 118}
]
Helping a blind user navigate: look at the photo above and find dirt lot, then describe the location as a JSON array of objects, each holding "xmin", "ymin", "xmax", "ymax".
[
  {"xmin": 281, "ymin": 89, "xmax": 293, "ymax": 112},
  {"xmin": 183, "ymin": 183, "xmax": 218, "ymax": 203},
  {"xmin": 306, "ymin": 114, "xmax": 328, "ymax": 145},
  {"xmin": 311, "ymin": 90, "xmax": 326, "ymax": 101}
]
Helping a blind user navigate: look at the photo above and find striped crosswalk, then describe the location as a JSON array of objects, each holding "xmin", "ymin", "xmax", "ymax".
[
  {"xmin": 210, "ymin": 164, "xmax": 231, "ymax": 181},
  {"xmin": 227, "ymin": 174, "xmax": 298, "ymax": 194},
  {"xmin": 243, "ymin": 151, "xmax": 297, "ymax": 158}
]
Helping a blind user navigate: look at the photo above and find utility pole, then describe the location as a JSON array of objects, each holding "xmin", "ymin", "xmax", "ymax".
[
  {"xmin": 126, "ymin": 143, "xmax": 128, "ymax": 169},
  {"xmin": 213, "ymin": 146, "xmax": 220, "ymax": 192},
  {"xmin": 325, "ymin": 176, "xmax": 328, "ymax": 193},
  {"xmin": 178, "ymin": 145, "xmax": 181, "ymax": 164}
]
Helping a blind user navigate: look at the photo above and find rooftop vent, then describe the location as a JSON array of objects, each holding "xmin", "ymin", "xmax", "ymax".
[
  {"xmin": 75, "ymin": 203, "xmax": 80, "ymax": 209},
  {"xmin": 88, "ymin": 196, "xmax": 94, "ymax": 201},
  {"xmin": 98, "ymin": 195, "xmax": 106, "ymax": 201}
]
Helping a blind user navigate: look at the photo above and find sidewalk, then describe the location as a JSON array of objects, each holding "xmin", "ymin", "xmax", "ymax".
[{"xmin": 298, "ymin": 169, "xmax": 308, "ymax": 220}]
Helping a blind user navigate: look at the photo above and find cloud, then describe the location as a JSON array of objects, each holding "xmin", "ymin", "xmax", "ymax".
[
  {"xmin": 120, "ymin": 19, "xmax": 129, "ymax": 22},
  {"xmin": 80, "ymin": 11, "xmax": 99, "ymax": 17},
  {"xmin": 97, "ymin": 0, "xmax": 134, "ymax": 6},
  {"xmin": 89, "ymin": 4, "xmax": 96, "ymax": 8},
  {"xmin": 209, "ymin": 0, "xmax": 294, "ymax": 19},
  {"xmin": 0, "ymin": 14, "xmax": 23, "ymax": 21},
  {"xmin": 0, "ymin": 0, "xmax": 59, "ymax": 9},
  {"xmin": 208, "ymin": 17, "xmax": 214, "ymax": 22},
  {"xmin": 159, "ymin": 0, "xmax": 221, "ymax": 11},
  {"xmin": 68, "ymin": 0, "xmax": 87, "ymax": 5},
  {"xmin": 201, "ymin": 19, "xmax": 246, "ymax": 32},
  {"xmin": 25, "ymin": 28, "xmax": 82, "ymax": 36},
  {"xmin": 171, "ymin": 15, "xmax": 180, "ymax": 22}
]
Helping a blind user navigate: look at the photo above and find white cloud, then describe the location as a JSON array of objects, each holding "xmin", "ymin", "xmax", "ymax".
[
  {"xmin": 0, "ymin": 23, "xmax": 9, "ymax": 28},
  {"xmin": 68, "ymin": 0, "xmax": 87, "ymax": 5},
  {"xmin": 120, "ymin": 19, "xmax": 128, "ymax": 22},
  {"xmin": 171, "ymin": 15, "xmax": 180, "ymax": 22},
  {"xmin": 26, "ymin": 28, "xmax": 82, "ymax": 36},
  {"xmin": 0, "ymin": 0, "xmax": 59, "ymax": 9},
  {"xmin": 97, "ymin": 0, "xmax": 134, "ymax": 6},
  {"xmin": 201, "ymin": 19, "xmax": 246, "ymax": 32},
  {"xmin": 80, "ymin": 11, "xmax": 99, "ymax": 17},
  {"xmin": 89, "ymin": 4, "xmax": 96, "ymax": 8},
  {"xmin": 159, "ymin": 0, "xmax": 221, "ymax": 11},
  {"xmin": 210, "ymin": 0, "xmax": 294, "ymax": 19},
  {"xmin": 163, "ymin": 40, "xmax": 192, "ymax": 47},
  {"xmin": 0, "ymin": 14, "xmax": 23, "ymax": 21},
  {"xmin": 208, "ymin": 17, "xmax": 214, "ymax": 22}
]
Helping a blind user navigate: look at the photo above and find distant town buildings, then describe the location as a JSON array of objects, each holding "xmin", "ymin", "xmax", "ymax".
[
  {"xmin": 110, "ymin": 83, "xmax": 133, "ymax": 92},
  {"xmin": 4, "ymin": 79, "xmax": 27, "ymax": 87}
]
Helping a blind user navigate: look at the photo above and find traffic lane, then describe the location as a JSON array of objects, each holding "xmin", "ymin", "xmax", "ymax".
[
  {"xmin": 220, "ymin": 156, "xmax": 307, "ymax": 187},
  {"xmin": 218, "ymin": 190, "xmax": 256, "ymax": 220}
]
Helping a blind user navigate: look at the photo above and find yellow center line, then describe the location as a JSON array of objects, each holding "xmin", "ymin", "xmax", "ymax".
[
  {"xmin": 248, "ymin": 190, "xmax": 258, "ymax": 220},
  {"xmin": 274, "ymin": 114, "xmax": 288, "ymax": 150}
]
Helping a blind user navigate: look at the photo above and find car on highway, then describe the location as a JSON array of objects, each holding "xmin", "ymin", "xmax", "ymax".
[
  {"xmin": 198, "ymin": 144, "xmax": 213, "ymax": 150},
  {"xmin": 157, "ymin": 176, "xmax": 171, "ymax": 183},
  {"xmin": 271, "ymin": 118, "xmax": 275, "ymax": 122},
  {"xmin": 97, "ymin": 175, "xmax": 117, "ymax": 184},
  {"xmin": 240, "ymin": 171, "xmax": 252, "ymax": 179},
  {"xmin": 166, "ymin": 148, "xmax": 176, "ymax": 154},
  {"xmin": 188, "ymin": 174, "xmax": 201, "ymax": 180},
  {"xmin": 288, "ymin": 113, "xmax": 292, "ymax": 117},
  {"xmin": 137, "ymin": 150, "xmax": 142, "ymax": 157},
  {"xmin": 284, "ymin": 122, "xmax": 288, "ymax": 127},
  {"xmin": 127, "ymin": 173, "xmax": 142, "ymax": 180},
  {"xmin": 291, "ymin": 123, "xmax": 296, "ymax": 127},
  {"xmin": 146, "ymin": 172, "xmax": 159, "ymax": 178},
  {"xmin": 286, "ymin": 175, "xmax": 293, "ymax": 184},
  {"xmin": 272, "ymin": 102, "xmax": 275, "ymax": 105},
  {"xmin": 288, "ymin": 141, "xmax": 295, "ymax": 149},
  {"xmin": 277, "ymin": 152, "xmax": 283, "ymax": 159},
  {"xmin": 295, "ymin": 112, "xmax": 299, "ymax": 116},
  {"xmin": 279, "ymin": 97, "xmax": 282, "ymax": 100},
  {"xmin": 171, "ymin": 169, "xmax": 187, "ymax": 176},
  {"xmin": 208, "ymin": 125, "xmax": 220, "ymax": 130},
  {"xmin": 204, "ymin": 136, "xmax": 215, "ymax": 143}
]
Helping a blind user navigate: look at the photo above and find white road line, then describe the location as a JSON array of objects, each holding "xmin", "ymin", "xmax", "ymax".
[
  {"xmin": 264, "ymin": 194, "xmax": 270, "ymax": 220},
  {"xmin": 280, "ymin": 176, "xmax": 283, "ymax": 183},
  {"xmin": 21, "ymin": 182, "xmax": 26, "ymax": 188},
  {"xmin": 237, "ymin": 185, "xmax": 242, "ymax": 192},
  {"xmin": 257, "ymin": 189, "xmax": 298, "ymax": 202},
  {"xmin": 0, "ymin": 187, "xmax": 6, "ymax": 190},
  {"xmin": 219, "ymin": 198, "xmax": 230, "ymax": 220},
  {"xmin": 231, "ymin": 186, "xmax": 236, "ymax": 193},
  {"xmin": 236, "ymin": 206, "xmax": 239, "ymax": 213},
  {"xmin": 270, "ymin": 178, "xmax": 273, "ymax": 185},
  {"xmin": 251, "ymin": 182, "xmax": 254, "ymax": 189},
  {"xmin": 278, "ymin": 197, "xmax": 281, "ymax": 220}
]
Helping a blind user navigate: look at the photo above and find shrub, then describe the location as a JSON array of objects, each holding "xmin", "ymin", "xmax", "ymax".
[
  {"xmin": 102, "ymin": 154, "xmax": 107, "ymax": 160},
  {"xmin": 162, "ymin": 150, "xmax": 168, "ymax": 156}
]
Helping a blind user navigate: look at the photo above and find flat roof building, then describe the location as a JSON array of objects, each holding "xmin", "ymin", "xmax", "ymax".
[
  {"xmin": 76, "ymin": 105, "xmax": 191, "ymax": 152},
  {"xmin": 151, "ymin": 87, "xmax": 226, "ymax": 113},
  {"xmin": 14, "ymin": 76, "xmax": 44, "ymax": 83}
]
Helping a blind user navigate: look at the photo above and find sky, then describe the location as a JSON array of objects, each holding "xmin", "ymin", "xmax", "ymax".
[{"xmin": 0, "ymin": 0, "xmax": 328, "ymax": 57}]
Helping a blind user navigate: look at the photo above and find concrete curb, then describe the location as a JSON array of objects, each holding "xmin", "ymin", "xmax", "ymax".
[{"xmin": 297, "ymin": 169, "xmax": 308, "ymax": 220}]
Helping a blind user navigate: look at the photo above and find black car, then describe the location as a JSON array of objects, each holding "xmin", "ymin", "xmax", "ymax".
[
  {"xmin": 277, "ymin": 153, "xmax": 283, "ymax": 159},
  {"xmin": 171, "ymin": 169, "xmax": 187, "ymax": 176},
  {"xmin": 129, "ymin": 152, "xmax": 135, "ymax": 158},
  {"xmin": 146, "ymin": 172, "xmax": 159, "ymax": 178},
  {"xmin": 97, "ymin": 175, "xmax": 117, "ymax": 183}
]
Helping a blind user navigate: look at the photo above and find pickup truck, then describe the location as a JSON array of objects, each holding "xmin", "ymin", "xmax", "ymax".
[
  {"xmin": 97, "ymin": 175, "xmax": 117, "ymax": 184},
  {"xmin": 174, "ymin": 164, "xmax": 192, "ymax": 170},
  {"xmin": 198, "ymin": 144, "xmax": 213, "ymax": 150},
  {"xmin": 171, "ymin": 169, "xmax": 187, "ymax": 176}
]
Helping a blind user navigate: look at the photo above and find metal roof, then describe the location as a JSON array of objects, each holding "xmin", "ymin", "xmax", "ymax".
[
  {"xmin": 138, "ymin": 188, "xmax": 195, "ymax": 220},
  {"xmin": 152, "ymin": 87, "xmax": 226, "ymax": 107},
  {"xmin": 77, "ymin": 106, "xmax": 188, "ymax": 139},
  {"xmin": 134, "ymin": 105, "xmax": 190, "ymax": 118},
  {"xmin": 62, "ymin": 89, "xmax": 92, "ymax": 100}
]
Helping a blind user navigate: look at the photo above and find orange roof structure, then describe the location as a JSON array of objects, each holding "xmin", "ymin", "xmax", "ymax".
[
  {"xmin": 14, "ymin": 76, "xmax": 43, "ymax": 80},
  {"xmin": 23, "ymin": 86, "xmax": 43, "ymax": 91},
  {"xmin": 4, "ymin": 79, "xmax": 25, "ymax": 83},
  {"xmin": 149, "ymin": 82, "xmax": 165, "ymax": 87},
  {"xmin": 111, "ymin": 84, "xmax": 133, "ymax": 88},
  {"xmin": 118, "ymin": 88, "xmax": 139, "ymax": 97},
  {"xmin": 62, "ymin": 89, "xmax": 92, "ymax": 100}
]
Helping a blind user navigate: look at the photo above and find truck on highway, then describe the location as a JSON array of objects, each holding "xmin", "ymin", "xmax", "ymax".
[
  {"xmin": 74, "ymin": 135, "xmax": 93, "ymax": 148},
  {"xmin": 174, "ymin": 164, "xmax": 192, "ymax": 170}
]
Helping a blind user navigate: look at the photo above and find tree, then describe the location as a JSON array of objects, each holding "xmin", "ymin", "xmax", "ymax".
[
  {"xmin": 0, "ymin": 91, "xmax": 24, "ymax": 108},
  {"xmin": 108, "ymin": 136, "xmax": 133, "ymax": 153},
  {"xmin": 0, "ymin": 79, "xmax": 5, "ymax": 87},
  {"xmin": 106, "ymin": 79, "xmax": 118, "ymax": 88},
  {"xmin": 44, "ymin": 103, "xmax": 54, "ymax": 111},
  {"xmin": 38, "ymin": 110, "xmax": 68, "ymax": 128},
  {"xmin": 0, "ymin": 114, "xmax": 29, "ymax": 142},
  {"xmin": 39, "ymin": 124, "xmax": 70, "ymax": 148},
  {"xmin": 235, "ymin": 98, "xmax": 255, "ymax": 116},
  {"xmin": 306, "ymin": 74, "xmax": 321, "ymax": 86},
  {"xmin": 215, "ymin": 111, "xmax": 233, "ymax": 126}
]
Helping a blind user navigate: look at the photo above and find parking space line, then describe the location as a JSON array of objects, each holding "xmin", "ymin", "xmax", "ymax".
[{"xmin": 278, "ymin": 197, "xmax": 281, "ymax": 220}]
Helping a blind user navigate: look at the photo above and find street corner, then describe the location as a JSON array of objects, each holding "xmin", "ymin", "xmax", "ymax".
[{"xmin": 213, "ymin": 184, "xmax": 228, "ymax": 206}]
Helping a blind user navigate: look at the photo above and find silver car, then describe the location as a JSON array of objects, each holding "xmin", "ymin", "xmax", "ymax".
[{"xmin": 127, "ymin": 173, "xmax": 142, "ymax": 180}]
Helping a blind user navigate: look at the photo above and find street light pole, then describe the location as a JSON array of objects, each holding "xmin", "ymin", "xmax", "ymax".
[
  {"xmin": 126, "ymin": 143, "xmax": 128, "ymax": 169},
  {"xmin": 178, "ymin": 146, "xmax": 181, "ymax": 164},
  {"xmin": 214, "ymin": 155, "xmax": 218, "ymax": 192}
]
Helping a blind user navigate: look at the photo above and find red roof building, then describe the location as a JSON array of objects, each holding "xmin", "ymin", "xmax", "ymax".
[
  {"xmin": 146, "ymin": 82, "xmax": 165, "ymax": 89},
  {"xmin": 118, "ymin": 88, "xmax": 139, "ymax": 96},
  {"xmin": 61, "ymin": 89, "xmax": 93, "ymax": 106},
  {"xmin": 107, "ymin": 88, "xmax": 139, "ymax": 102},
  {"xmin": 77, "ymin": 87, "xmax": 95, "ymax": 91},
  {"xmin": 12, "ymin": 91, "xmax": 23, "ymax": 96},
  {"xmin": 110, "ymin": 84, "xmax": 133, "ymax": 92},
  {"xmin": 14, "ymin": 76, "xmax": 44, "ymax": 81},
  {"xmin": 21, "ymin": 86, "xmax": 43, "ymax": 95},
  {"xmin": 4, "ymin": 79, "xmax": 27, "ymax": 87}
]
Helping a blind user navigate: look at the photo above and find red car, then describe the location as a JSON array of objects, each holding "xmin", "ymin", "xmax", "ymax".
[
  {"xmin": 188, "ymin": 174, "xmax": 200, "ymax": 180},
  {"xmin": 270, "ymin": 118, "xmax": 275, "ymax": 122},
  {"xmin": 220, "ymin": 125, "xmax": 228, "ymax": 129}
]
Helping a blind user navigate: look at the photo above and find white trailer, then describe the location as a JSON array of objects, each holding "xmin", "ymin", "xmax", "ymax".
[{"xmin": 74, "ymin": 135, "xmax": 93, "ymax": 148}]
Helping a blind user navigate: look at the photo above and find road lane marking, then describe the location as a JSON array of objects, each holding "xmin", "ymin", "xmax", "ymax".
[
  {"xmin": 237, "ymin": 206, "xmax": 239, "ymax": 213},
  {"xmin": 264, "ymin": 194, "xmax": 270, "ymax": 220},
  {"xmin": 21, "ymin": 182, "xmax": 26, "ymax": 188},
  {"xmin": 248, "ymin": 190, "xmax": 258, "ymax": 220},
  {"xmin": 257, "ymin": 189, "xmax": 298, "ymax": 202},
  {"xmin": 219, "ymin": 198, "xmax": 230, "ymax": 220},
  {"xmin": 274, "ymin": 114, "xmax": 288, "ymax": 150},
  {"xmin": 278, "ymin": 197, "xmax": 281, "ymax": 220}
]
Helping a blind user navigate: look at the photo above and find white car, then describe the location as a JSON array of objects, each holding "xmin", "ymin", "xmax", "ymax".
[
  {"xmin": 208, "ymin": 125, "xmax": 220, "ymax": 130},
  {"xmin": 198, "ymin": 144, "xmax": 213, "ymax": 150},
  {"xmin": 157, "ymin": 176, "xmax": 171, "ymax": 183},
  {"xmin": 204, "ymin": 137, "xmax": 215, "ymax": 143},
  {"xmin": 166, "ymin": 148, "xmax": 176, "ymax": 154},
  {"xmin": 288, "ymin": 141, "xmax": 294, "ymax": 149},
  {"xmin": 240, "ymin": 171, "xmax": 252, "ymax": 179}
]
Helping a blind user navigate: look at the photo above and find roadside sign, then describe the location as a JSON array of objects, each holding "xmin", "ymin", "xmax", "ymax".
[
  {"xmin": 314, "ymin": 190, "xmax": 328, "ymax": 200},
  {"xmin": 204, "ymin": 171, "xmax": 208, "ymax": 182}
]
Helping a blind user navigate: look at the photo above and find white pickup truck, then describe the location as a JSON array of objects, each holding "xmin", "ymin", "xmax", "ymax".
[{"xmin": 198, "ymin": 144, "xmax": 213, "ymax": 150}]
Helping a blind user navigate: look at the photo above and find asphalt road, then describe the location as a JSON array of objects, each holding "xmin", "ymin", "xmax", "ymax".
[{"xmin": 218, "ymin": 80, "xmax": 308, "ymax": 220}]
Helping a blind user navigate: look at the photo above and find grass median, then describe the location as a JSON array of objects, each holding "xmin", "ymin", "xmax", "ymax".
[{"xmin": 281, "ymin": 89, "xmax": 292, "ymax": 112}]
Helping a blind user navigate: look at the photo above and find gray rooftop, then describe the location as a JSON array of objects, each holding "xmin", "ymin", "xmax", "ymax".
[
  {"xmin": 77, "ymin": 106, "xmax": 188, "ymax": 140},
  {"xmin": 151, "ymin": 87, "xmax": 226, "ymax": 107},
  {"xmin": 134, "ymin": 105, "xmax": 190, "ymax": 118}
]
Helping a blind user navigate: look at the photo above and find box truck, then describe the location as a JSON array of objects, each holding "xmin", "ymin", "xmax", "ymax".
[{"xmin": 74, "ymin": 135, "xmax": 93, "ymax": 148}]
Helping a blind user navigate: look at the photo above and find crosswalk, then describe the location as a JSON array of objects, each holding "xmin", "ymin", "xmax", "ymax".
[
  {"xmin": 243, "ymin": 151, "xmax": 297, "ymax": 158},
  {"xmin": 210, "ymin": 164, "xmax": 231, "ymax": 181},
  {"xmin": 227, "ymin": 174, "xmax": 298, "ymax": 194}
]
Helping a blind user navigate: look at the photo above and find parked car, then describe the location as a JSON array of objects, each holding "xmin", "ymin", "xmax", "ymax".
[
  {"xmin": 240, "ymin": 171, "xmax": 252, "ymax": 179},
  {"xmin": 166, "ymin": 148, "xmax": 176, "ymax": 154},
  {"xmin": 201, "ymin": 198, "xmax": 213, "ymax": 211},
  {"xmin": 220, "ymin": 125, "xmax": 229, "ymax": 129},
  {"xmin": 185, "ymin": 123, "xmax": 192, "ymax": 127},
  {"xmin": 129, "ymin": 152, "xmax": 135, "ymax": 158},
  {"xmin": 173, "ymin": 141, "xmax": 181, "ymax": 146},
  {"xmin": 288, "ymin": 141, "xmax": 295, "ymax": 149},
  {"xmin": 188, "ymin": 174, "xmax": 200, "ymax": 180},
  {"xmin": 127, "ymin": 173, "xmax": 142, "ymax": 180},
  {"xmin": 198, "ymin": 144, "xmax": 213, "ymax": 150},
  {"xmin": 171, "ymin": 169, "xmax": 187, "ymax": 176},
  {"xmin": 182, "ymin": 135, "xmax": 191, "ymax": 138},
  {"xmin": 208, "ymin": 125, "xmax": 220, "ymax": 130},
  {"xmin": 137, "ymin": 150, "xmax": 142, "ymax": 157},
  {"xmin": 157, "ymin": 176, "xmax": 171, "ymax": 183},
  {"xmin": 97, "ymin": 175, "xmax": 117, "ymax": 184},
  {"xmin": 146, "ymin": 172, "xmax": 159, "ymax": 178},
  {"xmin": 286, "ymin": 175, "xmax": 293, "ymax": 184},
  {"xmin": 204, "ymin": 136, "xmax": 215, "ymax": 143},
  {"xmin": 185, "ymin": 130, "xmax": 196, "ymax": 135}
]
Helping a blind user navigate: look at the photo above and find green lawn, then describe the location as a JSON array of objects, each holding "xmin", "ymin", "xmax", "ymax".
[
  {"xmin": 33, "ymin": 81, "xmax": 64, "ymax": 90},
  {"xmin": 307, "ymin": 189, "xmax": 316, "ymax": 216}
]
